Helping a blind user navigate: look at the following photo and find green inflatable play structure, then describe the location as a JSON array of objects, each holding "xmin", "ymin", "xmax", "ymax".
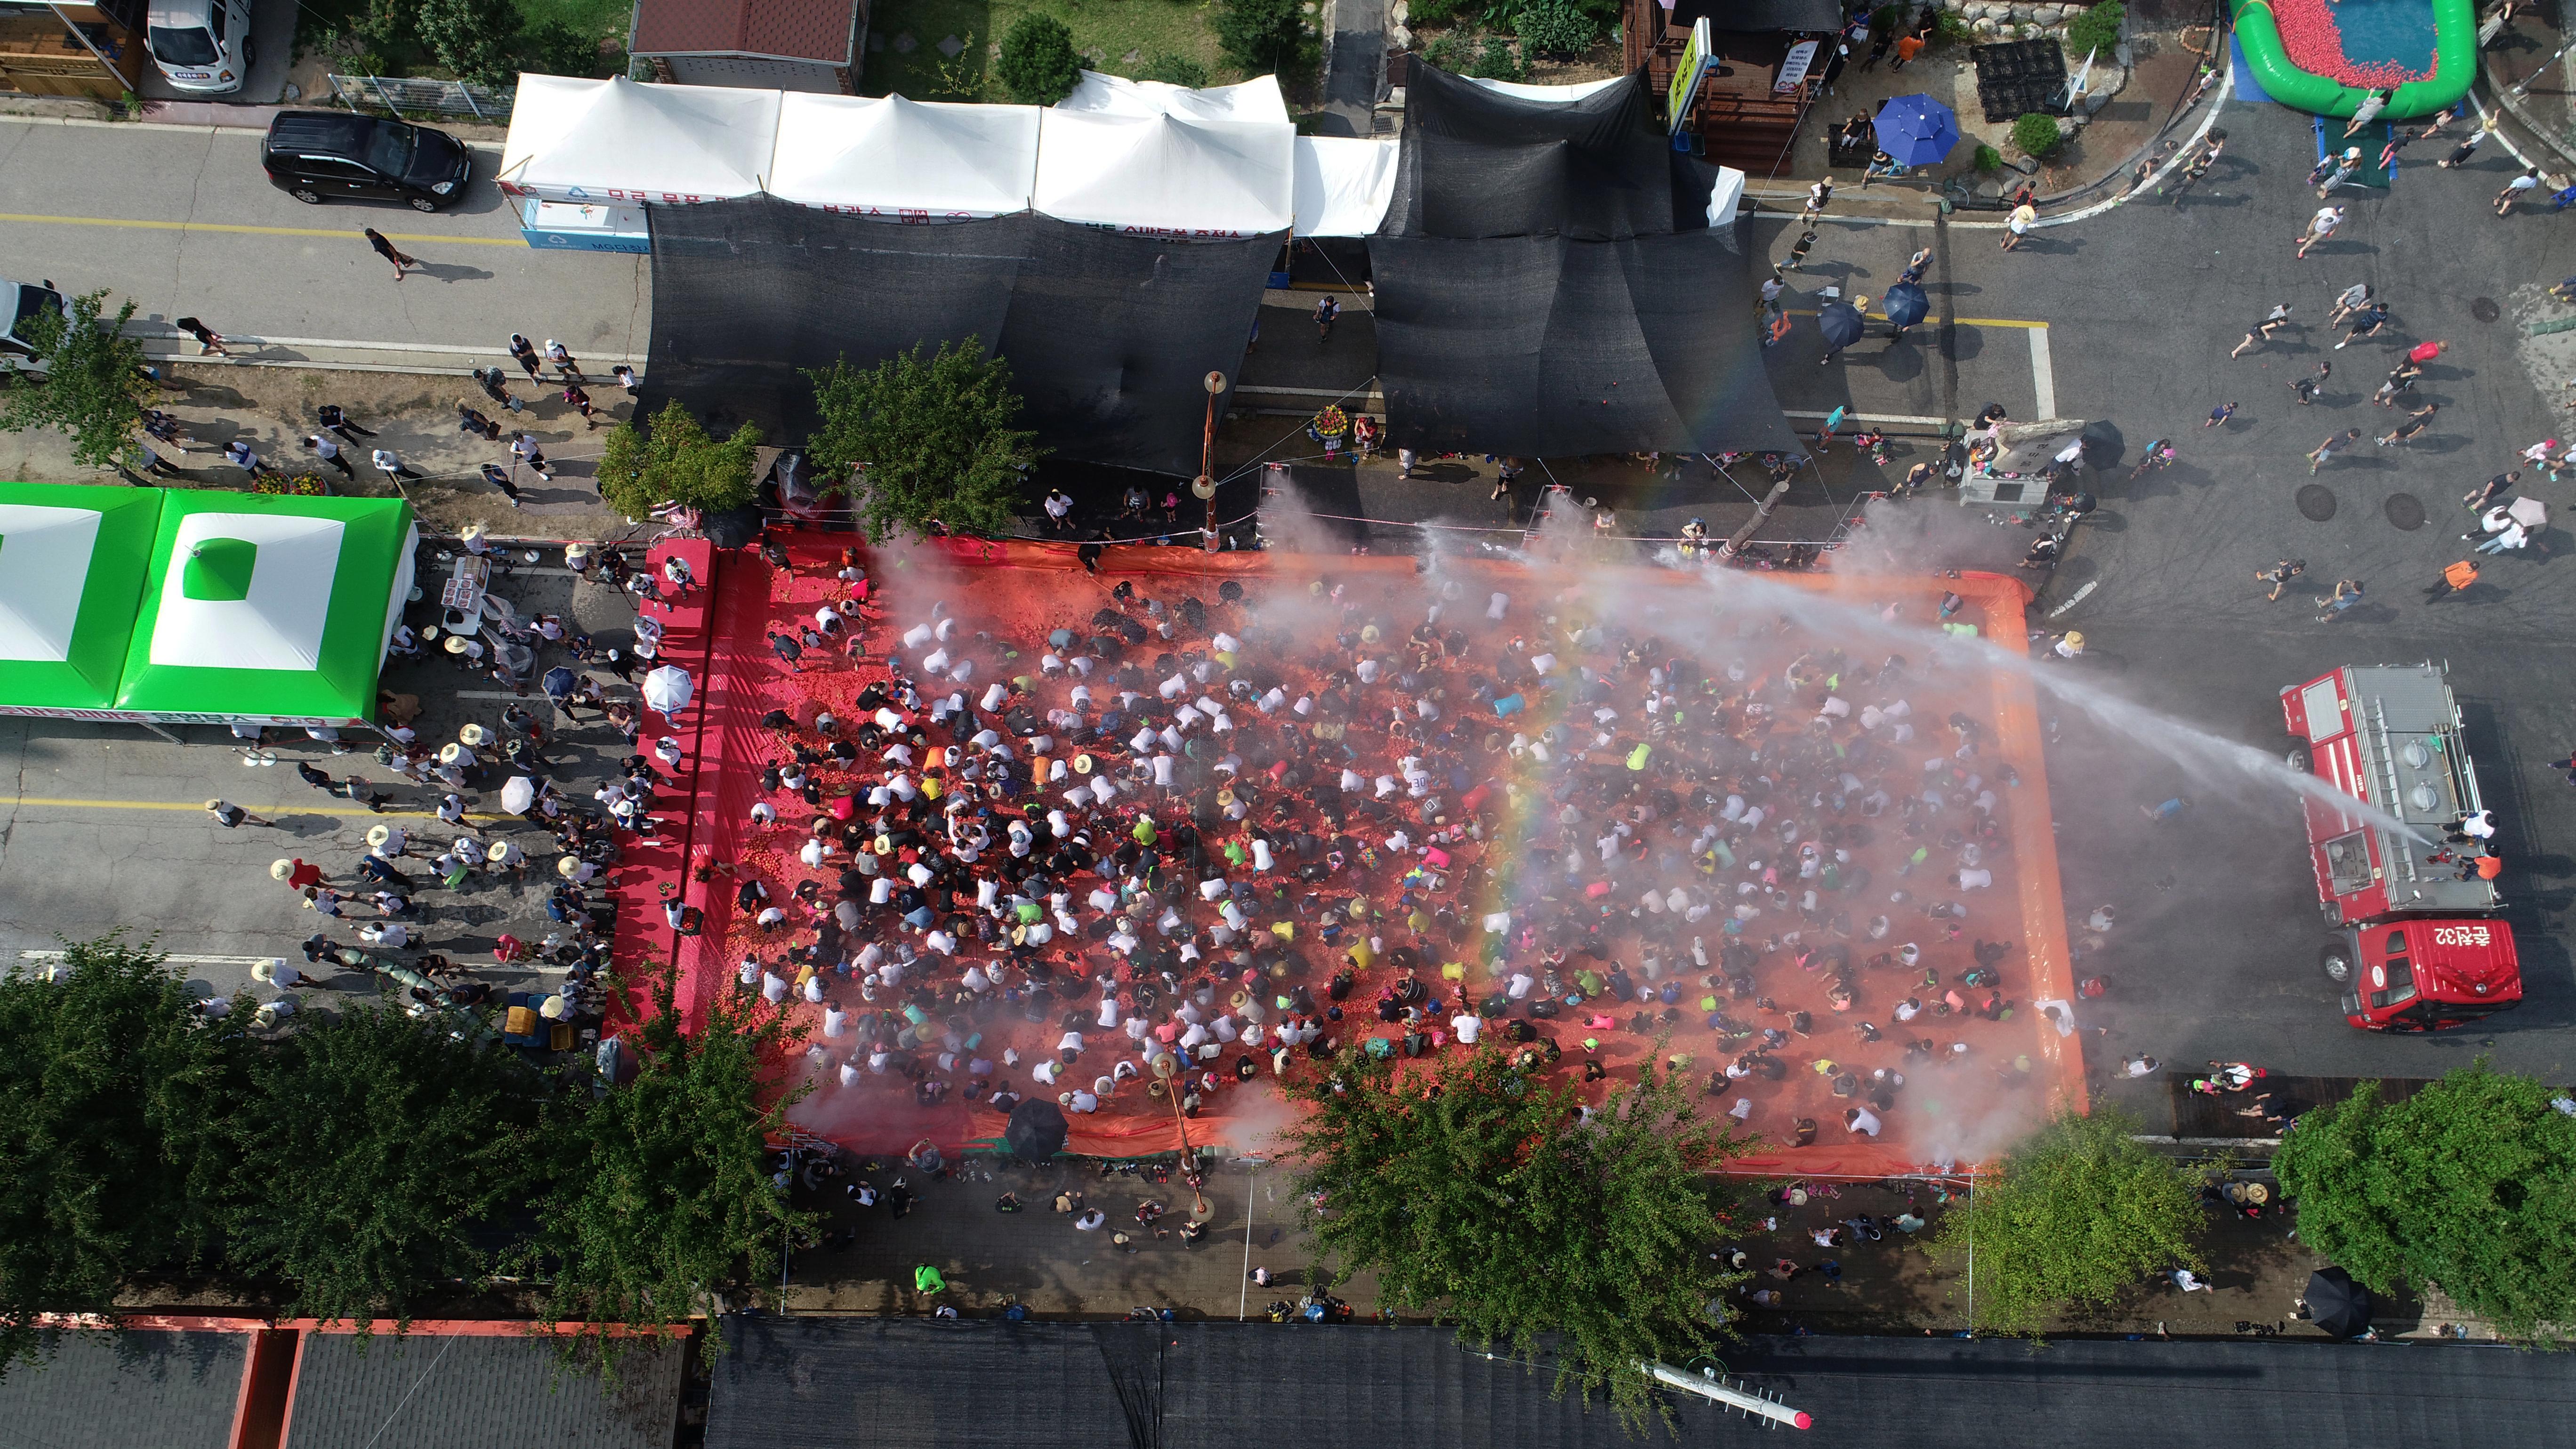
[
  {"xmin": 0, "ymin": 482, "xmax": 418, "ymax": 728},
  {"xmin": 2229, "ymin": 0, "xmax": 2475, "ymax": 120}
]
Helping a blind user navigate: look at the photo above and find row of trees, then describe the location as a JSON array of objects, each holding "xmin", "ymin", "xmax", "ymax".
[
  {"xmin": 0, "ymin": 936, "xmax": 807, "ymax": 1375},
  {"xmin": 595, "ymin": 339, "xmax": 1040, "ymax": 540},
  {"xmin": 0, "ymin": 289, "xmax": 154, "ymax": 475}
]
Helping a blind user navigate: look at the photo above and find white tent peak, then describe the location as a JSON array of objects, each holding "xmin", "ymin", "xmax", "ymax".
[
  {"xmin": 769, "ymin": 92, "xmax": 1039, "ymax": 217},
  {"xmin": 1459, "ymin": 74, "xmax": 1631, "ymax": 103},
  {"xmin": 148, "ymin": 512, "xmax": 345, "ymax": 674},
  {"xmin": 1055, "ymin": 71, "xmax": 1291, "ymax": 124},
  {"xmin": 501, "ymin": 75, "xmax": 780, "ymax": 202},
  {"xmin": 1035, "ymin": 109, "xmax": 1295, "ymax": 235},
  {"xmin": 0, "ymin": 503, "xmax": 100, "ymax": 663},
  {"xmin": 1292, "ymin": 136, "xmax": 1398, "ymax": 238}
]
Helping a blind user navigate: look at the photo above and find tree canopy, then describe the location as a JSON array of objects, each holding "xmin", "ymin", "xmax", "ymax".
[
  {"xmin": 1280, "ymin": 1045, "xmax": 1741, "ymax": 1432},
  {"xmin": 222, "ymin": 1005, "xmax": 547, "ymax": 1332},
  {"xmin": 1924, "ymin": 1108, "xmax": 2206, "ymax": 1335},
  {"xmin": 594, "ymin": 400, "xmax": 763, "ymax": 522},
  {"xmin": 0, "ymin": 288, "xmax": 154, "ymax": 472},
  {"xmin": 2274, "ymin": 1064, "xmax": 2576, "ymax": 1342},
  {"xmin": 996, "ymin": 13, "xmax": 1082, "ymax": 105},
  {"xmin": 805, "ymin": 340, "xmax": 1040, "ymax": 539},
  {"xmin": 519, "ymin": 967, "xmax": 811, "ymax": 1368},
  {"xmin": 0, "ymin": 935, "xmax": 243, "ymax": 1371},
  {"xmin": 1213, "ymin": 0, "xmax": 1317, "ymax": 79}
]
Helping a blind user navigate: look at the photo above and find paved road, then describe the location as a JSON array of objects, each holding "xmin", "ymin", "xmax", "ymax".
[{"xmin": 0, "ymin": 117, "xmax": 647, "ymax": 373}]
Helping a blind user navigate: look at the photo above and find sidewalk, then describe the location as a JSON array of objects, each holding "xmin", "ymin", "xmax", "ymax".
[{"xmin": 0, "ymin": 359, "xmax": 628, "ymax": 538}]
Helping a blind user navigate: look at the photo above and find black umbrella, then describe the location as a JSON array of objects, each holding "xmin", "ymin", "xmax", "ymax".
[
  {"xmin": 1817, "ymin": 301, "xmax": 1867, "ymax": 350},
  {"xmin": 1884, "ymin": 282, "xmax": 1930, "ymax": 329},
  {"xmin": 2305, "ymin": 1266, "xmax": 2372, "ymax": 1337},
  {"xmin": 1005, "ymin": 1097, "xmax": 1069, "ymax": 1163},
  {"xmin": 541, "ymin": 665, "xmax": 577, "ymax": 703}
]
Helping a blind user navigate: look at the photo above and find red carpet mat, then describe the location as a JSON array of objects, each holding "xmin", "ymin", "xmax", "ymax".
[
  {"xmin": 635, "ymin": 538, "xmax": 2084, "ymax": 1176},
  {"xmin": 601, "ymin": 539, "xmax": 716, "ymax": 1030}
]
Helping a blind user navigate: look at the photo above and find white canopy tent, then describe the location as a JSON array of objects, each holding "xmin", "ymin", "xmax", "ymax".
[
  {"xmin": 767, "ymin": 93, "xmax": 1040, "ymax": 218},
  {"xmin": 499, "ymin": 75, "xmax": 781, "ymax": 203},
  {"xmin": 1055, "ymin": 70, "xmax": 1291, "ymax": 124},
  {"xmin": 1033, "ymin": 110, "xmax": 1296, "ymax": 237},
  {"xmin": 1293, "ymin": 136, "xmax": 1398, "ymax": 237},
  {"xmin": 1459, "ymin": 74, "xmax": 1631, "ymax": 103}
]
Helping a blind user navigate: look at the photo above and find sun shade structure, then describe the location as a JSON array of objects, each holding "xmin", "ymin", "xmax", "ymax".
[
  {"xmin": 0, "ymin": 482, "xmax": 163, "ymax": 711},
  {"xmin": 767, "ymin": 94, "xmax": 1041, "ymax": 218},
  {"xmin": 0, "ymin": 487, "xmax": 415, "ymax": 725},
  {"xmin": 1032, "ymin": 110, "xmax": 1296, "ymax": 236},
  {"xmin": 1055, "ymin": 70, "xmax": 1292, "ymax": 123},
  {"xmin": 499, "ymin": 75, "xmax": 781, "ymax": 203},
  {"xmin": 1293, "ymin": 136, "xmax": 1400, "ymax": 237}
]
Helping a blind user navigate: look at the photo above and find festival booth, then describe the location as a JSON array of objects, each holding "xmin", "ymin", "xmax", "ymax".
[
  {"xmin": 766, "ymin": 93, "xmax": 1041, "ymax": 219},
  {"xmin": 1293, "ymin": 136, "xmax": 1401, "ymax": 238},
  {"xmin": 1055, "ymin": 70, "xmax": 1293, "ymax": 122},
  {"xmin": 498, "ymin": 75, "xmax": 781, "ymax": 251},
  {"xmin": 0, "ymin": 483, "xmax": 417, "ymax": 729}
]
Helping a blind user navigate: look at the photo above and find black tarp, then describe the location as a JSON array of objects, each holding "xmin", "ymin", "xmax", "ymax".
[
  {"xmin": 1670, "ymin": 0, "xmax": 1843, "ymax": 36},
  {"xmin": 642, "ymin": 198, "xmax": 1277, "ymax": 477},
  {"xmin": 708, "ymin": 1318, "xmax": 2576, "ymax": 1449},
  {"xmin": 1372, "ymin": 66, "xmax": 1797, "ymax": 459}
]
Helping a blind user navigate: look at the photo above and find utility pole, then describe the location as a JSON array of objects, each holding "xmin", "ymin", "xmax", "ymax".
[{"xmin": 1194, "ymin": 370, "xmax": 1226, "ymax": 551}]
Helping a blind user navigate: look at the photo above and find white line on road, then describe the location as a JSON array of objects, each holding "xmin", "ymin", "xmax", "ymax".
[
  {"xmin": 132, "ymin": 329, "xmax": 647, "ymax": 362},
  {"xmin": 2028, "ymin": 326, "xmax": 2058, "ymax": 422},
  {"xmin": 20, "ymin": 950, "xmax": 274, "ymax": 966},
  {"xmin": 1786, "ymin": 409, "xmax": 1951, "ymax": 426}
]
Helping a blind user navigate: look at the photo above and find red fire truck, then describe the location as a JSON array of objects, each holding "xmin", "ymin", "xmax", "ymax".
[{"xmin": 2281, "ymin": 663, "xmax": 2522, "ymax": 1032}]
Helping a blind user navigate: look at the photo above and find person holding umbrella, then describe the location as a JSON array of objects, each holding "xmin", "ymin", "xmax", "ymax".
[
  {"xmin": 1873, "ymin": 95, "xmax": 1960, "ymax": 177},
  {"xmin": 1816, "ymin": 294, "xmax": 1870, "ymax": 365},
  {"xmin": 1882, "ymin": 282, "xmax": 1930, "ymax": 340}
]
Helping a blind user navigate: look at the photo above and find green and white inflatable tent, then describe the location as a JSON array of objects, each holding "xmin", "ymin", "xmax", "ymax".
[{"xmin": 0, "ymin": 483, "xmax": 418, "ymax": 726}]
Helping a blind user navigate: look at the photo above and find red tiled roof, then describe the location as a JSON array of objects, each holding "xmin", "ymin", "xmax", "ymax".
[{"xmin": 630, "ymin": 0, "xmax": 861, "ymax": 64}]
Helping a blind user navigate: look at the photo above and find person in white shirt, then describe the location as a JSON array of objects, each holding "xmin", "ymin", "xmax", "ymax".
[
  {"xmin": 1844, "ymin": 1106, "xmax": 1882, "ymax": 1137},
  {"xmin": 1451, "ymin": 1013, "xmax": 1482, "ymax": 1045}
]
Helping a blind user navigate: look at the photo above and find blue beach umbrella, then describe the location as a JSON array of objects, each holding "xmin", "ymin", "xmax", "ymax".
[
  {"xmin": 1883, "ymin": 282, "xmax": 1930, "ymax": 329},
  {"xmin": 1874, "ymin": 94, "xmax": 1961, "ymax": 168}
]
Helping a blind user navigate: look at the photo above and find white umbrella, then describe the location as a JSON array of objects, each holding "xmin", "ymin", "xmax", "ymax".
[
  {"xmin": 500, "ymin": 775, "xmax": 537, "ymax": 813},
  {"xmin": 2509, "ymin": 496, "xmax": 2550, "ymax": 528},
  {"xmin": 642, "ymin": 664, "xmax": 694, "ymax": 715}
]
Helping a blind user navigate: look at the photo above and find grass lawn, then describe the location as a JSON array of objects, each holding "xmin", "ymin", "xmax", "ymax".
[
  {"xmin": 862, "ymin": 0, "xmax": 1233, "ymax": 101},
  {"xmin": 516, "ymin": 0, "xmax": 635, "ymax": 47}
]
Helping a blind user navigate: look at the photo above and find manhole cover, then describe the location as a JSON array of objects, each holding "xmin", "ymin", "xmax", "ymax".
[
  {"xmin": 2385, "ymin": 492, "xmax": 2426, "ymax": 531},
  {"xmin": 2295, "ymin": 484, "xmax": 2338, "ymax": 522},
  {"xmin": 2471, "ymin": 297, "xmax": 2501, "ymax": 323}
]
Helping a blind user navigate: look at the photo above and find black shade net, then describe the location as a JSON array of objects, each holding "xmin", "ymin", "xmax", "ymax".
[
  {"xmin": 1373, "ymin": 228, "xmax": 1800, "ymax": 459},
  {"xmin": 642, "ymin": 197, "xmax": 1277, "ymax": 477},
  {"xmin": 1372, "ymin": 67, "xmax": 1798, "ymax": 459}
]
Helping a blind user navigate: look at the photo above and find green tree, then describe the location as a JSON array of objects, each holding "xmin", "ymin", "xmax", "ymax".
[
  {"xmin": 1280, "ymin": 1046, "xmax": 1743, "ymax": 1433},
  {"xmin": 2011, "ymin": 112, "xmax": 2063, "ymax": 158},
  {"xmin": 1138, "ymin": 52, "xmax": 1211, "ymax": 87},
  {"xmin": 523, "ymin": 18, "xmax": 607, "ymax": 78},
  {"xmin": 221, "ymin": 1006, "xmax": 545, "ymax": 1332},
  {"xmin": 1467, "ymin": 35, "xmax": 1527, "ymax": 80},
  {"xmin": 996, "ymin": 13, "xmax": 1082, "ymax": 105},
  {"xmin": 1510, "ymin": 0, "xmax": 1601, "ymax": 57},
  {"xmin": 2275, "ymin": 1065, "xmax": 2576, "ymax": 1341},
  {"xmin": 2063, "ymin": 1, "xmax": 2124, "ymax": 57},
  {"xmin": 0, "ymin": 935, "xmax": 245, "ymax": 1374},
  {"xmin": 594, "ymin": 400, "xmax": 763, "ymax": 523},
  {"xmin": 414, "ymin": 0, "xmax": 523, "ymax": 86},
  {"xmin": 805, "ymin": 340, "xmax": 1040, "ymax": 539},
  {"xmin": 0, "ymin": 288, "xmax": 153, "ymax": 472},
  {"xmin": 1213, "ymin": 0, "xmax": 1317, "ymax": 80},
  {"xmin": 518, "ymin": 967, "xmax": 811, "ymax": 1368},
  {"xmin": 1924, "ymin": 1109, "xmax": 2206, "ymax": 1335}
]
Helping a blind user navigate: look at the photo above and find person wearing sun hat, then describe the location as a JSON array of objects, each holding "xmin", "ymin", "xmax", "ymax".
[{"xmin": 272, "ymin": 858, "xmax": 326, "ymax": 891}]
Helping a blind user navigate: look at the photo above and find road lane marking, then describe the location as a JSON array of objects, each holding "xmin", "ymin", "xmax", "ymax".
[
  {"xmin": 2028, "ymin": 326, "xmax": 2058, "ymax": 422},
  {"xmin": 0, "ymin": 212, "xmax": 525, "ymax": 246}
]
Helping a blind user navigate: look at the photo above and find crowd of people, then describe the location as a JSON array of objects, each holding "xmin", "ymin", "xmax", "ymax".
[{"xmin": 691, "ymin": 538, "xmax": 2065, "ymax": 1161}]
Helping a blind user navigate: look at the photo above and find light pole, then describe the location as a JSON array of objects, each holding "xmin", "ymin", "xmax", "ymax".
[{"xmin": 1194, "ymin": 370, "xmax": 1226, "ymax": 551}]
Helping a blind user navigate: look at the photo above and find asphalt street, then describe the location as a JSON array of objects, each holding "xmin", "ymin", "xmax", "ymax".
[{"xmin": 0, "ymin": 117, "xmax": 648, "ymax": 372}]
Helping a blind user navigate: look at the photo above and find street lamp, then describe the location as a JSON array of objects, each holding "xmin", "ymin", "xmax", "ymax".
[{"xmin": 1193, "ymin": 370, "xmax": 1225, "ymax": 551}]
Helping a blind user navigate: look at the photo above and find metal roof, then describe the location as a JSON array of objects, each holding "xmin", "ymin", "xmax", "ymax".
[{"xmin": 628, "ymin": 0, "xmax": 861, "ymax": 64}]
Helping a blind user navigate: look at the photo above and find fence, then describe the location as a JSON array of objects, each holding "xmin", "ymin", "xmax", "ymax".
[{"xmin": 324, "ymin": 74, "xmax": 513, "ymax": 122}]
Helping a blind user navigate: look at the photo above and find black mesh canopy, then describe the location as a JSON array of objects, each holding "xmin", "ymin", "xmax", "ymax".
[
  {"xmin": 1381, "ymin": 65, "xmax": 1680, "ymax": 242},
  {"xmin": 1372, "ymin": 73, "xmax": 1797, "ymax": 460},
  {"xmin": 643, "ymin": 197, "xmax": 1276, "ymax": 477}
]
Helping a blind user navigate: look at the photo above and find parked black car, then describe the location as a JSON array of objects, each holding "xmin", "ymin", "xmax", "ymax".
[{"xmin": 261, "ymin": 111, "xmax": 474, "ymax": 212}]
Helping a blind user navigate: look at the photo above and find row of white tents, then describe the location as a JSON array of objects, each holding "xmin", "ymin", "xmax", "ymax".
[{"xmin": 499, "ymin": 72, "xmax": 1402, "ymax": 239}]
